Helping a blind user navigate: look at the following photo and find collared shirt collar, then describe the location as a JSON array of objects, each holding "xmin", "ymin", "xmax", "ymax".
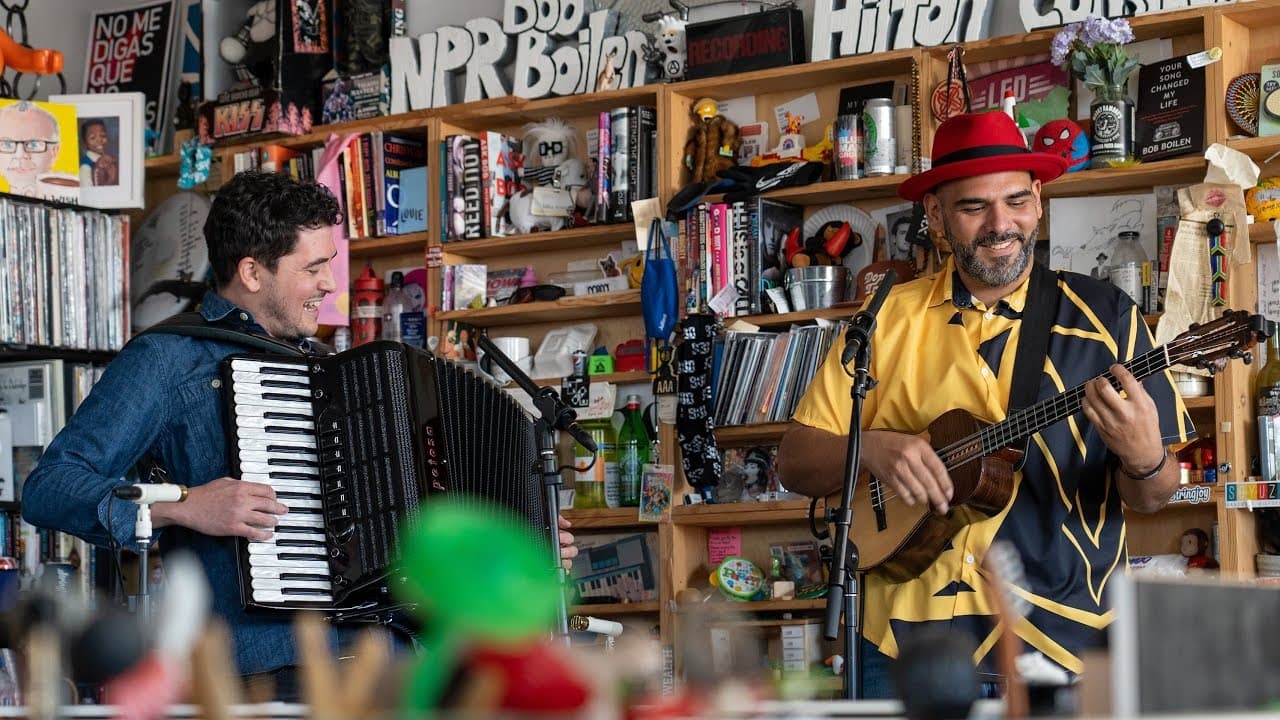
[
  {"xmin": 926, "ymin": 257, "xmax": 1033, "ymax": 316},
  {"xmin": 196, "ymin": 289, "xmax": 317, "ymax": 354}
]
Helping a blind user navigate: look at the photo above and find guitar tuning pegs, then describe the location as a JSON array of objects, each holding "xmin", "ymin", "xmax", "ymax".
[{"xmin": 1243, "ymin": 351, "xmax": 1254, "ymax": 365}]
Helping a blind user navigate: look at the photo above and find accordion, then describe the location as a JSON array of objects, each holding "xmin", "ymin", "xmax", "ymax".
[{"xmin": 221, "ymin": 341, "xmax": 546, "ymax": 613}]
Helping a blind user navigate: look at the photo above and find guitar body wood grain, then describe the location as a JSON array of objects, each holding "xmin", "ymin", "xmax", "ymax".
[{"xmin": 830, "ymin": 409, "xmax": 1018, "ymax": 583}]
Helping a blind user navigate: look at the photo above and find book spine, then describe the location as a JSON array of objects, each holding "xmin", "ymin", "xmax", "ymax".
[
  {"xmin": 637, "ymin": 105, "xmax": 657, "ymax": 202},
  {"xmin": 480, "ymin": 131, "xmax": 494, "ymax": 237},
  {"xmin": 371, "ymin": 131, "xmax": 387, "ymax": 236},
  {"xmin": 609, "ymin": 106, "xmax": 631, "ymax": 222},
  {"xmin": 380, "ymin": 133, "xmax": 427, "ymax": 236},
  {"xmin": 461, "ymin": 139, "xmax": 484, "ymax": 239},
  {"xmin": 595, "ymin": 111, "xmax": 611, "ymax": 223},
  {"xmin": 440, "ymin": 138, "xmax": 452, "ymax": 242},
  {"xmin": 731, "ymin": 200, "xmax": 751, "ymax": 316},
  {"xmin": 748, "ymin": 201, "xmax": 762, "ymax": 314}
]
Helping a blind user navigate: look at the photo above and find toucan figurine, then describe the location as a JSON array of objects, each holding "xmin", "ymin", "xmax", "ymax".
[{"xmin": 785, "ymin": 220, "xmax": 860, "ymax": 267}]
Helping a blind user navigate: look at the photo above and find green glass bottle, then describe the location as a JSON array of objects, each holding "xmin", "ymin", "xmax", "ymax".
[
  {"xmin": 616, "ymin": 394, "xmax": 650, "ymax": 507},
  {"xmin": 573, "ymin": 418, "xmax": 617, "ymax": 509},
  {"xmin": 1257, "ymin": 323, "xmax": 1280, "ymax": 482}
]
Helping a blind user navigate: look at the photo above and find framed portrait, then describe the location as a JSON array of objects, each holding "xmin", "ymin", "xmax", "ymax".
[{"xmin": 49, "ymin": 92, "xmax": 146, "ymax": 209}]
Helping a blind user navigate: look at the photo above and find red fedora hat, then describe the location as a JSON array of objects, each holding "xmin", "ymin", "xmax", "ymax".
[{"xmin": 898, "ymin": 111, "xmax": 1069, "ymax": 202}]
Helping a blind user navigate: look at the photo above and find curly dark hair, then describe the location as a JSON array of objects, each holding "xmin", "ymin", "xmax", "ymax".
[
  {"xmin": 204, "ymin": 170, "xmax": 342, "ymax": 288},
  {"xmin": 80, "ymin": 118, "xmax": 107, "ymax": 143}
]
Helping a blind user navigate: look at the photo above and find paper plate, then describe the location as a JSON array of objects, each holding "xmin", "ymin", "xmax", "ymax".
[
  {"xmin": 803, "ymin": 204, "xmax": 877, "ymax": 278},
  {"xmin": 130, "ymin": 191, "xmax": 212, "ymax": 331}
]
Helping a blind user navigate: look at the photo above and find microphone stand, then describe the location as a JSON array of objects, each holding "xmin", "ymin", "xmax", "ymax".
[
  {"xmin": 824, "ymin": 269, "xmax": 896, "ymax": 700},
  {"xmin": 129, "ymin": 501, "xmax": 159, "ymax": 618},
  {"xmin": 477, "ymin": 333, "xmax": 596, "ymax": 645}
]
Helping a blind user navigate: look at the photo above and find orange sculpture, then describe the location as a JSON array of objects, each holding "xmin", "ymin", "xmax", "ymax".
[{"xmin": 0, "ymin": 27, "xmax": 63, "ymax": 78}]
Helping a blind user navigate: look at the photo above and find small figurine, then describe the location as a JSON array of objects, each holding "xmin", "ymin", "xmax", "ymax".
[
  {"xmin": 220, "ymin": 0, "xmax": 277, "ymax": 84},
  {"xmin": 775, "ymin": 112, "xmax": 806, "ymax": 160},
  {"xmin": 750, "ymin": 117, "xmax": 834, "ymax": 167},
  {"xmin": 1181, "ymin": 528, "xmax": 1219, "ymax": 570},
  {"xmin": 682, "ymin": 97, "xmax": 739, "ymax": 184},
  {"xmin": 642, "ymin": 15, "xmax": 687, "ymax": 82},
  {"xmin": 595, "ymin": 48, "xmax": 620, "ymax": 93}
]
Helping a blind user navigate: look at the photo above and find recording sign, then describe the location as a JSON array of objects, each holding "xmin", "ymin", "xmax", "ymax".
[{"xmin": 685, "ymin": 8, "xmax": 806, "ymax": 80}]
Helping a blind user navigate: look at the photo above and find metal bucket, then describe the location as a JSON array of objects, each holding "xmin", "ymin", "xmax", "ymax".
[{"xmin": 785, "ymin": 266, "xmax": 849, "ymax": 311}]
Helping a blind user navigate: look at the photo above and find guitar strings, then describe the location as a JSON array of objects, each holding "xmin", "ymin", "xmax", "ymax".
[{"xmin": 864, "ymin": 315, "xmax": 1245, "ymax": 510}]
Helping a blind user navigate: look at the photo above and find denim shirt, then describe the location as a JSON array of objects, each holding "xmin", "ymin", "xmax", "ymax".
[{"xmin": 21, "ymin": 290, "xmax": 337, "ymax": 675}]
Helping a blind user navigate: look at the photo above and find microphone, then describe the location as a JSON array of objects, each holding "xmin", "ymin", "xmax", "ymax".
[
  {"xmin": 562, "ymin": 420, "xmax": 598, "ymax": 454},
  {"xmin": 113, "ymin": 484, "xmax": 188, "ymax": 504},
  {"xmin": 841, "ymin": 269, "xmax": 897, "ymax": 367},
  {"xmin": 568, "ymin": 615, "xmax": 623, "ymax": 637}
]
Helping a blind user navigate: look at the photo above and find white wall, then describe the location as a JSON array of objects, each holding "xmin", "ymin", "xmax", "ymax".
[{"xmin": 22, "ymin": 0, "xmax": 100, "ymax": 99}]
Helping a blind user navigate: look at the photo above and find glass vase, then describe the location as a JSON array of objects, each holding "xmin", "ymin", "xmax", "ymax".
[{"xmin": 1089, "ymin": 82, "xmax": 1134, "ymax": 169}]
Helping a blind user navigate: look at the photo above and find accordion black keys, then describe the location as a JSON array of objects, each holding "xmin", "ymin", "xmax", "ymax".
[{"xmin": 221, "ymin": 341, "xmax": 546, "ymax": 612}]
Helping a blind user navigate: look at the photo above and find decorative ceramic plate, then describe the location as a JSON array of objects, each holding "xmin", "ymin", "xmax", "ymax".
[
  {"xmin": 804, "ymin": 203, "xmax": 877, "ymax": 277},
  {"xmin": 1226, "ymin": 72, "xmax": 1260, "ymax": 136}
]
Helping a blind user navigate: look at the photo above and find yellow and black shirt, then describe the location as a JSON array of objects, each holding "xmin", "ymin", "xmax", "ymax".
[{"xmin": 791, "ymin": 258, "xmax": 1194, "ymax": 673}]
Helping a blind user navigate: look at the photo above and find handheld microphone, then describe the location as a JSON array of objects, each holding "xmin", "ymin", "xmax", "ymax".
[
  {"xmin": 112, "ymin": 484, "xmax": 188, "ymax": 504},
  {"xmin": 842, "ymin": 269, "xmax": 897, "ymax": 367}
]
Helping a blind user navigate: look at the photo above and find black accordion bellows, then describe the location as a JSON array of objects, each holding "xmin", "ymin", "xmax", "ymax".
[{"xmin": 222, "ymin": 340, "xmax": 545, "ymax": 612}]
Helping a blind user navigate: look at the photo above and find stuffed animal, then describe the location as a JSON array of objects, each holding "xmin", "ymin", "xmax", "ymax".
[
  {"xmin": 1033, "ymin": 118, "xmax": 1090, "ymax": 172},
  {"xmin": 220, "ymin": 0, "xmax": 276, "ymax": 85},
  {"xmin": 683, "ymin": 97, "xmax": 740, "ymax": 184},
  {"xmin": 642, "ymin": 15, "xmax": 687, "ymax": 82}
]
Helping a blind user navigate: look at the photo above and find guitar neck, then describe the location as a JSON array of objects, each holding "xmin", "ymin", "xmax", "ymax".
[{"xmin": 938, "ymin": 345, "xmax": 1172, "ymax": 471}]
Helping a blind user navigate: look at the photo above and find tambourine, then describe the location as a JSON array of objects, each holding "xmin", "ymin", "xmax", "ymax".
[{"xmin": 1226, "ymin": 72, "xmax": 1260, "ymax": 136}]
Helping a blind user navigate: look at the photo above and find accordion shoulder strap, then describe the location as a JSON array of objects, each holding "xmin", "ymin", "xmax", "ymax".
[{"xmin": 132, "ymin": 311, "xmax": 317, "ymax": 356}]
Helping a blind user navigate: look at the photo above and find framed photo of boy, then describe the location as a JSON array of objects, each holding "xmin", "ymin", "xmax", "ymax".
[{"xmin": 49, "ymin": 92, "xmax": 146, "ymax": 209}]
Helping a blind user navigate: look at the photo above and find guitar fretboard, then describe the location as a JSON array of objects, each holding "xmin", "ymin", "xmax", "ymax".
[{"xmin": 933, "ymin": 311, "xmax": 1257, "ymax": 470}]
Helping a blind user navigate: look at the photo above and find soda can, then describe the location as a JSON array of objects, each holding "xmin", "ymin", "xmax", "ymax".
[
  {"xmin": 862, "ymin": 98, "xmax": 896, "ymax": 177},
  {"xmin": 834, "ymin": 114, "xmax": 862, "ymax": 180}
]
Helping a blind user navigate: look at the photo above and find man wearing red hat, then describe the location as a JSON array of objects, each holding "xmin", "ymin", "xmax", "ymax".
[{"xmin": 779, "ymin": 111, "xmax": 1192, "ymax": 697}]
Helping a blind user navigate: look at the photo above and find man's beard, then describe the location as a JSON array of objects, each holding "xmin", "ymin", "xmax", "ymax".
[{"xmin": 948, "ymin": 222, "xmax": 1037, "ymax": 288}]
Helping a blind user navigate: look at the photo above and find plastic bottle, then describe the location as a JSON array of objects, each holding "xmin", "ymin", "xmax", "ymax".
[
  {"xmin": 332, "ymin": 326, "xmax": 351, "ymax": 353},
  {"xmin": 1257, "ymin": 323, "xmax": 1280, "ymax": 482},
  {"xmin": 616, "ymin": 394, "xmax": 649, "ymax": 507},
  {"xmin": 351, "ymin": 265, "xmax": 384, "ymax": 346},
  {"xmin": 573, "ymin": 418, "xmax": 618, "ymax": 509},
  {"xmin": 382, "ymin": 271, "xmax": 407, "ymax": 342},
  {"xmin": 1107, "ymin": 230, "xmax": 1150, "ymax": 304}
]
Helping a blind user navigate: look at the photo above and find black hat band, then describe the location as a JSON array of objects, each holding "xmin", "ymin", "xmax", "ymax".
[{"xmin": 933, "ymin": 143, "xmax": 1032, "ymax": 168}]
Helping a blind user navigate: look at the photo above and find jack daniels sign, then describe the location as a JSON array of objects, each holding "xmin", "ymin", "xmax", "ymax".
[{"xmin": 389, "ymin": 0, "xmax": 649, "ymax": 112}]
